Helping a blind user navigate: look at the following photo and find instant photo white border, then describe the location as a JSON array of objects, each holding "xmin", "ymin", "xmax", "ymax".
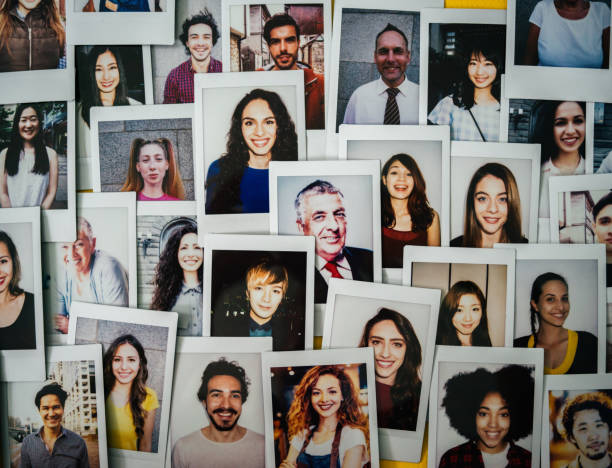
[
  {"xmin": 194, "ymin": 71, "xmax": 306, "ymax": 237},
  {"xmin": 402, "ymin": 245, "xmax": 517, "ymax": 346},
  {"xmin": 505, "ymin": 0, "xmax": 612, "ymax": 102},
  {"xmin": 495, "ymin": 243, "xmax": 607, "ymax": 373},
  {"xmin": 90, "ymin": 103, "xmax": 193, "ymax": 194},
  {"xmin": 451, "ymin": 141, "xmax": 541, "ymax": 243},
  {"xmin": 549, "ymin": 173, "xmax": 612, "ymax": 243},
  {"xmin": 261, "ymin": 347, "xmax": 380, "ymax": 468},
  {"xmin": 322, "ymin": 278, "xmax": 440, "ymax": 462},
  {"xmin": 325, "ymin": 0, "xmax": 444, "ymax": 156},
  {"xmin": 419, "ymin": 8, "xmax": 507, "ymax": 127},
  {"xmin": 428, "ymin": 345, "xmax": 544, "ymax": 468},
  {"xmin": 0, "ymin": 207, "xmax": 45, "ymax": 382},
  {"xmin": 221, "ymin": 0, "xmax": 331, "ymax": 159},
  {"xmin": 66, "ymin": 301, "xmax": 177, "ymax": 468},
  {"xmin": 66, "ymin": 0, "xmax": 175, "ymax": 44},
  {"xmin": 136, "ymin": 200, "xmax": 197, "ymax": 217},
  {"xmin": 203, "ymin": 233, "xmax": 315, "ymax": 349}
]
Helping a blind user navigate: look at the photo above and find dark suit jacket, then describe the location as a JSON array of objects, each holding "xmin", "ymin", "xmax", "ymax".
[{"xmin": 315, "ymin": 246, "xmax": 374, "ymax": 303}]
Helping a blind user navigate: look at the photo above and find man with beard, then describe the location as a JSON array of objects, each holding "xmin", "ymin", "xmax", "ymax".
[
  {"xmin": 561, "ymin": 392, "xmax": 612, "ymax": 468},
  {"xmin": 171, "ymin": 358, "xmax": 264, "ymax": 468}
]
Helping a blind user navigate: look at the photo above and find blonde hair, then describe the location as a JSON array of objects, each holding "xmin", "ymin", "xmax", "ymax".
[{"xmin": 245, "ymin": 260, "xmax": 288, "ymax": 295}]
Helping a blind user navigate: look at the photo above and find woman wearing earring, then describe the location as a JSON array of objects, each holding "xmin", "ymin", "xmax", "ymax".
[
  {"xmin": 0, "ymin": 103, "xmax": 58, "ymax": 209},
  {"xmin": 381, "ymin": 154, "xmax": 440, "ymax": 268},
  {"xmin": 104, "ymin": 334, "xmax": 159, "ymax": 452},
  {"xmin": 120, "ymin": 137, "xmax": 185, "ymax": 201}
]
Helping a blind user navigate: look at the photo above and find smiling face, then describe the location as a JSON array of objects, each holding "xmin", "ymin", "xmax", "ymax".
[
  {"xmin": 553, "ymin": 102, "xmax": 586, "ymax": 154},
  {"xmin": 311, "ymin": 374, "xmax": 342, "ymax": 419},
  {"xmin": 0, "ymin": 242, "xmax": 13, "ymax": 295},
  {"xmin": 531, "ymin": 279, "xmax": 569, "ymax": 328},
  {"xmin": 186, "ymin": 23, "xmax": 213, "ymax": 63},
  {"xmin": 247, "ymin": 281, "xmax": 284, "ymax": 323},
  {"xmin": 473, "ymin": 175, "xmax": 509, "ymax": 237},
  {"xmin": 38, "ymin": 394, "xmax": 64, "ymax": 430},
  {"xmin": 177, "ymin": 232, "xmax": 203, "ymax": 273},
  {"xmin": 95, "ymin": 50, "xmax": 120, "ymax": 96},
  {"xmin": 595, "ymin": 204, "xmax": 612, "ymax": 253},
  {"xmin": 17, "ymin": 0, "xmax": 42, "ymax": 15},
  {"xmin": 467, "ymin": 52, "xmax": 497, "ymax": 90},
  {"xmin": 136, "ymin": 143, "xmax": 169, "ymax": 190},
  {"xmin": 18, "ymin": 107, "xmax": 40, "ymax": 143},
  {"xmin": 268, "ymin": 25, "xmax": 299, "ymax": 70},
  {"xmin": 61, "ymin": 229, "xmax": 96, "ymax": 275},
  {"xmin": 111, "ymin": 343, "xmax": 141, "ymax": 386},
  {"xmin": 476, "ymin": 392, "xmax": 510, "ymax": 453},
  {"xmin": 452, "ymin": 293, "xmax": 483, "ymax": 340},
  {"xmin": 374, "ymin": 30, "xmax": 410, "ymax": 88},
  {"xmin": 204, "ymin": 375, "xmax": 243, "ymax": 432},
  {"xmin": 368, "ymin": 319, "xmax": 407, "ymax": 386},
  {"xmin": 383, "ymin": 160, "xmax": 414, "ymax": 200},
  {"xmin": 241, "ymin": 99, "xmax": 277, "ymax": 159},
  {"xmin": 570, "ymin": 408, "xmax": 611, "ymax": 460}
]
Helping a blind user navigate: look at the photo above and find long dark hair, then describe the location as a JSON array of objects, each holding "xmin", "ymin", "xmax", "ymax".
[
  {"xmin": 205, "ymin": 89, "xmax": 298, "ymax": 214},
  {"xmin": 0, "ymin": 231, "xmax": 23, "ymax": 297},
  {"xmin": 437, "ymin": 280, "xmax": 492, "ymax": 346},
  {"xmin": 4, "ymin": 104, "xmax": 49, "ymax": 176},
  {"xmin": 80, "ymin": 46, "xmax": 130, "ymax": 126},
  {"xmin": 151, "ymin": 224, "xmax": 201, "ymax": 312},
  {"xmin": 381, "ymin": 153, "xmax": 434, "ymax": 232},
  {"xmin": 529, "ymin": 272, "xmax": 568, "ymax": 346},
  {"xmin": 103, "ymin": 334, "xmax": 149, "ymax": 449},
  {"xmin": 359, "ymin": 307, "xmax": 422, "ymax": 430}
]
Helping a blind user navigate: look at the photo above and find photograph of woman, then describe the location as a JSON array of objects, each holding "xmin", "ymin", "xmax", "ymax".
[
  {"xmin": 381, "ymin": 153, "xmax": 440, "ymax": 268},
  {"xmin": 150, "ymin": 223, "xmax": 202, "ymax": 336},
  {"xmin": 103, "ymin": 333, "xmax": 159, "ymax": 452},
  {"xmin": 514, "ymin": 272, "xmax": 597, "ymax": 374},
  {"xmin": 437, "ymin": 281, "xmax": 492, "ymax": 347},
  {"xmin": 205, "ymin": 88, "xmax": 298, "ymax": 215},
  {"xmin": 279, "ymin": 365, "xmax": 370, "ymax": 468},
  {"xmin": 451, "ymin": 162, "xmax": 528, "ymax": 248},
  {"xmin": 0, "ymin": 0, "xmax": 65, "ymax": 72},
  {"xmin": 0, "ymin": 230, "xmax": 35, "ymax": 350},
  {"xmin": 0, "ymin": 103, "xmax": 58, "ymax": 209},
  {"xmin": 120, "ymin": 137, "xmax": 185, "ymax": 201},
  {"xmin": 438, "ymin": 365, "xmax": 534, "ymax": 467},
  {"xmin": 359, "ymin": 308, "xmax": 422, "ymax": 431}
]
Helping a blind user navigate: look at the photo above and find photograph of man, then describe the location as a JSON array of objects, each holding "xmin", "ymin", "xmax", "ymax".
[
  {"xmin": 171, "ymin": 358, "xmax": 265, "ymax": 468},
  {"xmin": 259, "ymin": 13, "xmax": 324, "ymax": 130},
  {"xmin": 163, "ymin": 9, "xmax": 222, "ymax": 104},
  {"xmin": 55, "ymin": 216, "xmax": 129, "ymax": 334},
  {"xmin": 343, "ymin": 23, "xmax": 419, "ymax": 127},
  {"xmin": 295, "ymin": 180, "xmax": 373, "ymax": 303},
  {"xmin": 19, "ymin": 383, "xmax": 89, "ymax": 468}
]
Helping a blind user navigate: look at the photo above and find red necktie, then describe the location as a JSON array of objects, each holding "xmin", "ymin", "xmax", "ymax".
[{"xmin": 324, "ymin": 261, "xmax": 343, "ymax": 279}]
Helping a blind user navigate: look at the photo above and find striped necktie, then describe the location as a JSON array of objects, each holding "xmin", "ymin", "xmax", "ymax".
[{"xmin": 384, "ymin": 87, "xmax": 400, "ymax": 125}]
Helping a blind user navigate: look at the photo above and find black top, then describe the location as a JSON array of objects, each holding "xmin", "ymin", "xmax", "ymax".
[
  {"xmin": 450, "ymin": 235, "xmax": 528, "ymax": 247},
  {"xmin": 0, "ymin": 291, "xmax": 35, "ymax": 350},
  {"xmin": 607, "ymin": 262, "xmax": 612, "ymax": 288}
]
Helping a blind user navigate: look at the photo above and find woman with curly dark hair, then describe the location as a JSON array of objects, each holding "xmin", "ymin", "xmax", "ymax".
[
  {"xmin": 205, "ymin": 88, "xmax": 298, "ymax": 214},
  {"xmin": 358, "ymin": 308, "xmax": 421, "ymax": 431},
  {"xmin": 381, "ymin": 153, "xmax": 440, "ymax": 267},
  {"xmin": 104, "ymin": 334, "xmax": 159, "ymax": 452},
  {"xmin": 150, "ymin": 223, "xmax": 202, "ymax": 336},
  {"xmin": 438, "ymin": 365, "xmax": 534, "ymax": 467}
]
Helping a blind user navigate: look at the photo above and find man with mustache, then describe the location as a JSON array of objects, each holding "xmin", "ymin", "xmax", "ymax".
[
  {"xmin": 593, "ymin": 192, "xmax": 612, "ymax": 287},
  {"xmin": 20, "ymin": 383, "xmax": 89, "ymax": 467},
  {"xmin": 560, "ymin": 392, "xmax": 612, "ymax": 468},
  {"xmin": 171, "ymin": 358, "xmax": 264, "ymax": 468},
  {"xmin": 343, "ymin": 23, "xmax": 419, "ymax": 125}
]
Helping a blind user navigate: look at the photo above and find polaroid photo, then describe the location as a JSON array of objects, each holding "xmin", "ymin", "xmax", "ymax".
[
  {"xmin": 0, "ymin": 344, "xmax": 108, "ymax": 468},
  {"xmin": 338, "ymin": 124, "xmax": 450, "ymax": 283},
  {"xmin": 66, "ymin": 0, "xmax": 175, "ymax": 45},
  {"xmin": 429, "ymin": 346, "xmax": 544, "ymax": 468},
  {"xmin": 203, "ymin": 233, "xmax": 314, "ymax": 351},
  {"xmin": 450, "ymin": 141, "xmax": 540, "ymax": 247},
  {"xmin": 67, "ymin": 301, "xmax": 177, "ymax": 468},
  {"xmin": 164, "ymin": 336, "xmax": 272, "ymax": 468},
  {"xmin": 420, "ymin": 9, "xmax": 507, "ymax": 143},
  {"xmin": 75, "ymin": 44, "xmax": 154, "ymax": 190},
  {"xmin": 194, "ymin": 71, "xmax": 307, "ymax": 236},
  {"xmin": 594, "ymin": 102, "xmax": 612, "ymax": 174},
  {"xmin": 42, "ymin": 192, "xmax": 137, "ymax": 345},
  {"xmin": 403, "ymin": 246, "xmax": 516, "ymax": 347},
  {"xmin": 0, "ymin": 100, "xmax": 76, "ymax": 242},
  {"xmin": 261, "ymin": 347, "xmax": 380, "ymax": 468},
  {"xmin": 496, "ymin": 243, "xmax": 607, "ymax": 374},
  {"xmin": 325, "ymin": 0, "xmax": 443, "ymax": 155},
  {"xmin": 506, "ymin": 0, "xmax": 612, "ymax": 102},
  {"xmin": 321, "ymin": 278, "xmax": 439, "ymax": 462},
  {"xmin": 90, "ymin": 104, "xmax": 194, "ymax": 202},
  {"xmin": 0, "ymin": 207, "xmax": 45, "ymax": 382},
  {"xmin": 221, "ymin": 0, "xmax": 332, "ymax": 158}
]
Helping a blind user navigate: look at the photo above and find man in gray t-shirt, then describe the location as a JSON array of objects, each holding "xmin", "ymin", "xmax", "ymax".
[{"xmin": 171, "ymin": 359, "xmax": 265, "ymax": 468}]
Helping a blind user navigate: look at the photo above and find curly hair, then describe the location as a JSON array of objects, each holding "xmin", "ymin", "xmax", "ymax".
[
  {"xmin": 437, "ymin": 281, "xmax": 492, "ymax": 346},
  {"xmin": 151, "ymin": 224, "xmax": 201, "ymax": 312},
  {"xmin": 179, "ymin": 9, "xmax": 220, "ymax": 53},
  {"xmin": 4, "ymin": 104, "xmax": 50, "ymax": 177},
  {"xmin": 528, "ymin": 272, "xmax": 568, "ymax": 347},
  {"xmin": 196, "ymin": 357, "xmax": 250, "ymax": 403},
  {"xmin": 561, "ymin": 392, "xmax": 612, "ymax": 442},
  {"xmin": 0, "ymin": 230, "xmax": 23, "ymax": 297},
  {"xmin": 35, "ymin": 382, "xmax": 68, "ymax": 408},
  {"xmin": 205, "ymin": 88, "xmax": 298, "ymax": 214},
  {"xmin": 359, "ymin": 308, "xmax": 422, "ymax": 431},
  {"xmin": 442, "ymin": 365, "xmax": 534, "ymax": 442},
  {"xmin": 103, "ymin": 334, "xmax": 149, "ymax": 449}
]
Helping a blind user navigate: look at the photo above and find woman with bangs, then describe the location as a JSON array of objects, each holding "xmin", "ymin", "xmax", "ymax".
[{"xmin": 280, "ymin": 365, "xmax": 370, "ymax": 468}]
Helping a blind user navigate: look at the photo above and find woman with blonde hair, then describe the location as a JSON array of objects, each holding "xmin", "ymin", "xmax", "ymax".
[{"xmin": 120, "ymin": 137, "xmax": 185, "ymax": 201}]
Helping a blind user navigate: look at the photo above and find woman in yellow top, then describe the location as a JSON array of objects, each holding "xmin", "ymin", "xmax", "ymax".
[{"xmin": 103, "ymin": 334, "xmax": 159, "ymax": 451}]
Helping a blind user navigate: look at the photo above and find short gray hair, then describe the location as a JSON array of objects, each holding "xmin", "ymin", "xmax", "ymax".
[
  {"xmin": 294, "ymin": 180, "xmax": 344, "ymax": 224},
  {"xmin": 77, "ymin": 217, "xmax": 94, "ymax": 242}
]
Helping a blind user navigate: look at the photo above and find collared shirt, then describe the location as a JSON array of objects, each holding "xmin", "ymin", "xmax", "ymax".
[
  {"xmin": 20, "ymin": 426, "xmax": 89, "ymax": 468},
  {"xmin": 163, "ymin": 57, "xmax": 223, "ymax": 104},
  {"xmin": 249, "ymin": 316, "xmax": 273, "ymax": 337},
  {"xmin": 343, "ymin": 77, "xmax": 419, "ymax": 125},
  {"xmin": 316, "ymin": 254, "xmax": 353, "ymax": 283},
  {"xmin": 428, "ymin": 96, "xmax": 501, "ymax": 142},
  {"xmin": 438, "ymin": 441, "xmax": 531, "ymax": 468},
  {"xmin": 171, "ymin": 282, "xmax": 203, "ymax": 336}
]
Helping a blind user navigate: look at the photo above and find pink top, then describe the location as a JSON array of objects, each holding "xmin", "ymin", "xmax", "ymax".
[{"xmin": 137, "ymin": 192, "xmax": 181, "ymax": 201}]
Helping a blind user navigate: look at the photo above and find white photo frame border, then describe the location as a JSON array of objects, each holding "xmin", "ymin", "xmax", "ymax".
[{"xmin": 136, "ymin": 200, "xmax": 197, "ymax": 217}]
